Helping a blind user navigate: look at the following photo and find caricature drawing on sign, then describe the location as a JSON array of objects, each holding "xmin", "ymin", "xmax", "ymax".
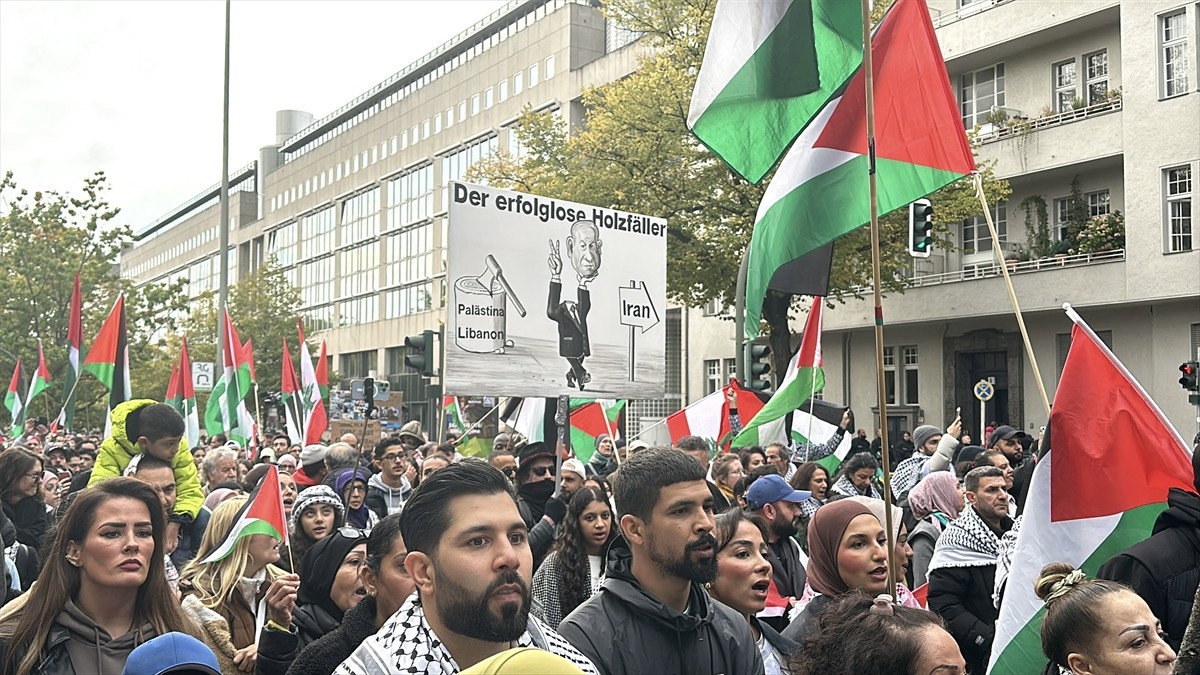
[
  {"xmin": 548, "ymin": 220, "xmax": 602, "ymax": 390},
  {"xmin": 452, "ymin": 254, "xmax": 526, "ymax": 354}
]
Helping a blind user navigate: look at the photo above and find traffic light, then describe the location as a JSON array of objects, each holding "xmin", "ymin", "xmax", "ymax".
[
  {"xmin": 1180, "ymin": 361, "xmax": 1199, "ymax": 392},
  {"xmin": 746, "ymin": 342, "xmax": 772, "ymax": 393},
  {"xmin": 908, "ymin": 199, "xmax": 934, "ymax": 257},
  {"xmin": 404, "ymin": 330, "xmax": 437, "ymax": 378}
]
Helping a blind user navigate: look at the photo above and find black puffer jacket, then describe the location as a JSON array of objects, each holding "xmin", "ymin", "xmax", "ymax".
[
  {"xmin": 291, "ymin": 602, "xmax": 342, "ymax": 651},
  {"xmin": 287, "ymin": 595, "xmax": 379, "ymax": 675},
  {"xmin": 1097, "ymin": 487, "xmax": 1200, "ymax": 652},
  {"xmin": 557, "ymin": 537, "xmax": 765, "ymax": 675},
  {"xmin": 928, "ymin": 563, "xmax": 998, "ymax": 675}
]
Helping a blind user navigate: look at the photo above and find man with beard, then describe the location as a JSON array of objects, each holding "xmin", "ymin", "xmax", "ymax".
[
  {"xmin": 746, "ymin": 474, "xmax": 811, "ymax": 630},
  {"xmin": 335, "ymin": 459, "xmax": 597, "ymax": 674},
  {"xmin": 558, "ymin": 448, "xmax": 764, "ymax": 675}
]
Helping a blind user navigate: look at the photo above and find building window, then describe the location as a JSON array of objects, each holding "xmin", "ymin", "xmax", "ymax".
[
  {"xmin": 545, "ymin": 55, "xmax": 556, "ymax": 80},
  {"xmin": 702, "ymin": 298, "xmax": 727, "ymax": 316},
  {"xmin": 339, "ymin": 350, "xmax": 378, "ymax": 379},
  {"xmin": 529, "ymin": 63, "xmax": 539, "ymax": 88},
  {"xmin": 384, "ymin": 223, "xmax": 432, "ymax": 289},
  {"xmin": 704, "ymin": 359, "xmax": 721, "ymax": 396},
  {"xmin": 471, "ymin": 94, "xmax": 480, "ymax": 116},
  {"xmin": 902, "ymin": 346, "xmax": 919, "ymax": 405},
  {"xmin": 1085, "ymin": 50, "xmax": 1109, "ymax": 105},
  {"xmin": 1053, "ymin": 59, "xmax": 1077, "ymax": 112},
  {"xmin": 960, "ymin": 63, "xmax": 1005, "ymax": 129},
  {"xmin": 338, "ymin": 295, "xmax": 378, "ymax": 327},
  {"xmin": 1056, "ymin": 330, "xmax": 1113, "ymax": 377},
  {"xmin": 386, "ymin": 164, "xmax": 434, "ymax": 231},
  {"xmin": 298, "ymin": 257, "xmax": 334, "ymax": 309},
  {"xmin": 300, "ymin": 205, "xmax": 335, "ymax": 261},
  {"xmin": 445, "ymin": 108, "xmax": 454, "ymax": 129},
  {"xmin": 1054, "ymin": 197, "xmax": 1071, "ymax": 241},
  {"xmin": 883, "ymin": 347, "xmax": 896, "ymax": 405},
  {"xmin": 267, "ymin": 221, "xmax": 296, "ymax": 268},
  {"xmin": 422, "ymin": 119, "xmax": 430, "ymax": 139},
  {"xmin": 499, "ymin": 80, "xmax": 508, "ymax": 102},
  {"xmin": 1087, "ymin": 190, "xmax": 1111, "ymax": 218},
  {"xmin": 434, "ymin": 114, "xmax": 442, "ymax": 135},
  {"xmin": 1166, "ymin": 165, "xmax": 1193, "ymax": 253},
  {"xmin": 440, "ymin": 136, "xmax": 499, "ymax": 209},
  {"xmin": 961, "ymin": 202, "xmax": 1007, "ymax": 253},
  {"xmin": 384, "ymin": 282, "xmax": 434, "ymax": 318},
  {"xmin": 340, "ymin": 188, "xmax": 380, "ymax": 247},
  {"xmin": 514, "ymin": 71, "xmax": 523, "ymax": 95},
  {"xmin": 485, "ymin": 87, "xmax": 494, "ymax": 109},
  {"xmin": 337, "ymin": 243, "xmax": 378, "ymax": 299},
  {"xmin": 1161, "ymin": 10, "xmax": 1189, "ymax": 98}
]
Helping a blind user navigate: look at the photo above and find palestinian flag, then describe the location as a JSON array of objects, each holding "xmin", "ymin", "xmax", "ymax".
[
  {"xmin": 281, "ymin": 340, "xmax": 305, "ymax": 446},
  {"xmin": 688, "ymin": 0, "xmax": 862, "ymax": 184},
  {"xmin": 58, "ymin": 272, "xmax": 83, "ymax": 432},
  {"xmin": 791, "ymin": 399, "xmax": 854, "ymax": 474},
  {"xmin": 744, "ymin": 0, "xmax": 975, "ymax": 335},
  {"xmin": 989, "ymin": 308, "xmax": 1194, "ymax": 674},
  {"xmin": 444, "ymin": 395, "xmax": 466, "ymax": 434},
  {"xmin": 315, "ymin": 337, "xmax": 330, "ymax": 400},
  {"xmin": 200, "ymin": 464, "xmax": 288, "ymax": 563},
  {"xmin": 204, "ymin": 308, "xmax": 255, "ymax": 446},
  {"xmin": 502, "ymin": 397, "xmax": 550, "ymax": 444},
  {"xmin": 569, "ymin": 399, "xmax": 625, "ymax": 463},
  {"xmin": 82, "ymin": 293, "xmax": 131, "ymax": 411},
  {"xmin": 166, "ymin": 337, "xmax": 202, "ymax": 449},
  {"xmin": 297, "ymin": 319, "xmax": 328, "ymax": 445},
  {"xmin": 734, "ymin": 297, "xmax": 824, "ymax": 445},
  {"xmin": 23, "ymin": 341, "xmax": 51, "ymax": 412},
  {"xmin": 666, "ymin": 382, "xmax": 774, "ymax": 448},
  {"xmin": 5, "ymin": 358, "xmax": 23, "ymax": 437}
]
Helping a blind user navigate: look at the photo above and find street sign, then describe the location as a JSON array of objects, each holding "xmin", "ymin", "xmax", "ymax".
[
  {"xmin": 973, "ymin": 380, "xmax": 995, "ymax": 401},
  {"xmin": 446, "ymin": 182, "xmax": 667, "ymax": 398},
  {"xmin": 192, "ymin": 362, "xmax": 214, "ymax": 392}
]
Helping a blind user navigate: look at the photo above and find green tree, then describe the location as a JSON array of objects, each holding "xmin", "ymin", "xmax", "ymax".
[
  {"xmin": 471, "ymin": 0, "xmax": 1010, "ymax": 379},
  {"xmin": 0, "ymin": 172, "xmax": 188, "ymax": 430}
]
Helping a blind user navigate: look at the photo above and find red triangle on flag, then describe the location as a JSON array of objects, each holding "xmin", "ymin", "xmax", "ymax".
[{"xmin": 813, "ymin": 0, "xmax": 975, "ymax": 175}]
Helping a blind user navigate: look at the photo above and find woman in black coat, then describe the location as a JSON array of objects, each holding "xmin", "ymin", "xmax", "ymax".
[
  {"xmin": 0, "ymin": 449, "xmax": 50, "ymax": 550},
  {"xmin": 291, "ymin": 528, "xmax": 369, "ymax": 649}
]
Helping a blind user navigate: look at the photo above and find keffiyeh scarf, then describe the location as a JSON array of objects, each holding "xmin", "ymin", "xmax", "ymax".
[
  {"xmin": 830, "ymin": 474, "xmax": 881, "ymax": 500},
  {"xmin": 890, "ymin": 454, "xmax": 927, "ymax": 500},
  {"xmin": 334, "ymin": 593, "xmax": 598, "ymax": 675},
  {"xmin": 928, "ymin": 504, "xmax": 999, "ymax": 572}
]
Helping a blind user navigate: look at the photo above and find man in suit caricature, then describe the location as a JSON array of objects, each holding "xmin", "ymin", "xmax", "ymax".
[{"xmin": 548, "ymin": 220, "xmax": 602, "ymax": 390}]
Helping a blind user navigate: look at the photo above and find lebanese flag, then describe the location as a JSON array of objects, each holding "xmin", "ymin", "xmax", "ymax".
[
  {"xmin": 569, "ymin": 399, "xmax": 625, "ymax": 463},
  {"xmin": 666, "ymin": 382, "xmax": 767, "ymax": 447},
  {"xmin": 281, "ymin": 340, "xmax": 304, "ymax": 446},
  {"xmin": 989, "ymin": 308, "xmax": 1194, "ymax": 674},
  {"xmin": 165, "ymin": 338, "xmax": 202, "ymax": 449},
  {"xmin": 744, "ymin": 0, "xmax": 975, "ymax": 335},
  {"xmin": 5, "ymin": 358, "xmax": 23, "ymax": 437},
  {"xmin": 734, "ymin": 296, "xmax": 824, "ymax": 446},
  {"xmin": 200, "ymin": 464, "xmax": 288, "ymax": 563},
  {"xmin": 297, "ymin": 319, "xmax": 328, "ymax": 446},
  {"xmin": 82, "ymin": 293, "xmax": 131, "ymax": 412}
]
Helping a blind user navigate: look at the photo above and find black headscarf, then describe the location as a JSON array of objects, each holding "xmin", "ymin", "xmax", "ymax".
[{"xmin": 297, "ymin": 528, "xmax": 367, "ymax": 621}]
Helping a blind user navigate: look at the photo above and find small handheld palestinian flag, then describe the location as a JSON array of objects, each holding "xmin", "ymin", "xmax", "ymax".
[{"xmin": 200, "ymin": 464, "xmax": 288, "ymax": 564}]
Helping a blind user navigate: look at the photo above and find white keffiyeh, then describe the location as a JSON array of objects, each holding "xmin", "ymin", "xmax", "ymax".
[
  {"xmin": 335, "ymin": 593, "xmax": 598, "ymax": 675},
  {"xmin": 928, "ymin": 504, "xmax": 1000, "ymax": 572},
  {"xmin": 830, "ymin": 474, "xmax": 881, "ymax": 500}
]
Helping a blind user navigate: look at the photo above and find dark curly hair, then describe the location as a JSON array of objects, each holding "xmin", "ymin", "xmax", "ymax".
[{"xmin": 549, "ymin": 488, "xmax": 612, "ymax": 617}]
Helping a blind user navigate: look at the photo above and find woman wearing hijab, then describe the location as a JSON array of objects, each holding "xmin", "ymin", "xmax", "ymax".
[
  {"xmin": 844, "ymin": 497, "xmax": 921, "ymax": 608},
  {"xmin": 292, "ymin": 528, "xmax": 369, "ymax": 649},
  {"xmin": 782, "ymin": 500, "xmax": 889, "ymax": 643},
  {"xmin": 335, "ymin": 469, "xmax": 378, "ymax": 531},
  {"xmin": 907, "ymin": 472, "xmax": 966, "ymax": 588}
]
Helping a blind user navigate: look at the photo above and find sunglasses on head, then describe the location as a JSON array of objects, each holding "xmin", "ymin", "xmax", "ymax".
[{"xmin": 338, "ymin": 526, "xmax": 368, "ymax": 539}]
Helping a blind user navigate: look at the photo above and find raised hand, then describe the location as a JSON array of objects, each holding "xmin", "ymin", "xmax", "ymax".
[{"xmin": 548, "ymin": 239, "xmax": 562, "ymax": 276}]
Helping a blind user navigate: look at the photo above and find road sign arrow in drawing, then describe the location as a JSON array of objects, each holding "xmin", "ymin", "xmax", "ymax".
[{"xmin": 619, "ymin": 281, "xmax": 659, "ymax": 333}]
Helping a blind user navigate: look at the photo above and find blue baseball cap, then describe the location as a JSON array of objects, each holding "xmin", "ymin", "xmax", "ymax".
[
  {"xmin": 122, "ymin": 632, "xmax": 220, "ymax": 675},
  {"xmin": 746, "ymin": 474, "xmax": 811, "ymax": 511}
]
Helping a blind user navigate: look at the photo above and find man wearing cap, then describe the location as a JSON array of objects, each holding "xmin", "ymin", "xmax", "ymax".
[
  {"xmin": 293, "ymin": 444, "xmax": 329, "ymax": 489},
  {"xmin": 513, "ymin": 442, "xmax": 561, "ymax": 565},
  {"xmin": 397, "ymin": 421, "xmax": 425, "ymax": 451},
  {"xmin": 890, "ymin": 417, "xmax": 962, "ymax": 501},
  {"xmin": 987, "ymin": 425, "xmax": 1030, "ymax": 509},
  {"xmin": 746, "ymin": 474, "xmax": 811, "ymax": 629}
]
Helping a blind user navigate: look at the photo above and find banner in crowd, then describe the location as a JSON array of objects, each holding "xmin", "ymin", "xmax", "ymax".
[{"xmin": 445, "ymin": 182, "xmax": 667, "ymax": 399}]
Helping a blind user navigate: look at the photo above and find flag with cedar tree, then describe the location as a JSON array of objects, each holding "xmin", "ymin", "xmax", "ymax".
[
  {"xmin": 297, "ymin": 319, "xmax": 328, "ymax": 445},
  {"xmin": 281, "ymin": 340, "xmax": 305, "ymax": 446}
]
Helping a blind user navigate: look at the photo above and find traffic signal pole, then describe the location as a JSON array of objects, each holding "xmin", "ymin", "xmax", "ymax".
[{"xmin": 734, "ymin": 246, "xmax": 750, "ymax": 383}]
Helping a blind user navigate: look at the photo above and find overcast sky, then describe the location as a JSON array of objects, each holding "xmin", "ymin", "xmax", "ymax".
[{"xmin": 0, "ymin": 0, "xmax": 508, "ymax": 229}]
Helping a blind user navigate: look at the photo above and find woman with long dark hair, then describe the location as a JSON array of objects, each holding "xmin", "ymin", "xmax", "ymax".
[
  {"xmin": 0, "ymin": 448, "xmax": 50, "ymax": 550},
  {"xmin": 790, "ymin": 462, "xmax": 830, "ymax": 553},
  {"xmin": 531, "ymin": 487, "xmax": 614, "ymax": 628},
  {"xmin": 0, "ymin": 478, "xmax": 200, "ymax": 675},
  {"xmin": 286, "ymin": 485, "xmax": 346, "ymax": 574},
  {"xmin": 829, "ymin": 452, "xmax": 882, "ymax": 500}
]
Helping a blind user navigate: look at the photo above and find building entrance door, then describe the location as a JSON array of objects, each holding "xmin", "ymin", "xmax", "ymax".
[{"xmin": 958, "ymin": 350, "xmax": 1009, "ymax": 443}]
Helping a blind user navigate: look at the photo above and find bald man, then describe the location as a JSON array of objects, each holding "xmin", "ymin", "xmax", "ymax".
[{"xmin": 548, "ymin": 220, "xmax": 603, "ymax": 391}]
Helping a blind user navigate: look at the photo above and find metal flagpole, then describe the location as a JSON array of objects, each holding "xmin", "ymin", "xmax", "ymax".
[
  {"xmin": 974, "ymin": 173, "xmax": 1053, "ymax": 417},
  {"xmin": 216, "ymin": 0, "xmax": 232, "ymax": 392},
  {"xmin": 860, "ymin": 0, "xmax": 900, "ymax": 597}
]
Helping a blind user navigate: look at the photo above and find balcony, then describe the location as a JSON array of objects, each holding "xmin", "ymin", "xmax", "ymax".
[
  {"xmin": 907, "ymin": 248, "xmax": 1125, "ymax": 288},
  {"xmin": 935, "ymin": 1, "xmax": 1120, "ymax": 71},
  {"xmin": 931, "ymin": 0, "xmax": 1015, "ymax": 29},
  {"xmin": 974, "ymin": 98, "xmax": 1123, "ymax": 178}
]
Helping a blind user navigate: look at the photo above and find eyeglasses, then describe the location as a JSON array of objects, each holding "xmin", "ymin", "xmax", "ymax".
[
  {"xmin": 338, "ymin": 526, "xmax": 368, "ymax": 539},
  {"xmin": 531, "ymin": 465, "xmax": 556, "ymax": 477},
  {"xmin": 24, "ymin": 472, "xmax": 42, "ymax": 482},
  {"xmin": 380, "ymin": 454, "xmax": 405, "ymax": 463}
]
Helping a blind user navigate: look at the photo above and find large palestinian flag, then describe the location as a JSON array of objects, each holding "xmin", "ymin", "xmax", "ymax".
[
  {"xmin": 200, "ymin": 464, "xmax": 288, "ymax": 563},
  {"xmin": 989, "ymin": 309, "xmax": 1194, "ymax": 673},
  {"xmin": 569, "ymin": 399, "xmax": 625, "ymax": 463},
  {"xmin": 666, "ymin": 382, "xmax": 778, "ymax": 449},
  {"xmin": 744, "ymin": 0, "xmax": 975, "ymax": 334}
]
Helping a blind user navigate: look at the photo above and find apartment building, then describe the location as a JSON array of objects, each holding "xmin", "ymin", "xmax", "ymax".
[
  {"xmin": 686, "ymin": 0, "xmax": 1199, "ymax": 441},
  {"xmin": 121, "ymin": 0, "xmax": 687, "ymax": 432}
]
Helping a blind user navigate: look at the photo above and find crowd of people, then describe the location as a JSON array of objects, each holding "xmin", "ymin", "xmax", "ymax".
[{"xmin": 0, "ymin": 398, "xmax": 1196, "ymax": 675}]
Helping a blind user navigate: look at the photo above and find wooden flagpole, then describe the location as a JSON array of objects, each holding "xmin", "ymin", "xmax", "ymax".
[
  {"xmin": 860, "ymin": 0, "xmax": 900, "ymax": 597},
  {"xmin": 974, "ymin": 173, "xmax": 1053, "ymax": 417}
]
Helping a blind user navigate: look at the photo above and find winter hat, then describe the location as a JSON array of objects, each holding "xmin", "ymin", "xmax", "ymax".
[
  {"xmin": 516, "ymin": 441, "xmax": 554, "ymax": 471},
  {"xmin": 122, "ymin": 631, "xmax": 220, "ymax": 675},
  {"xmin": 397, "ymin": 420, "xmax": 424, "ymax": 445},
  {"xmin": 594, "ymin": 434, "xmax": 612, "ymax": 454},
  {"xmin": 277, "ymin": 454, "xmax": 297, "ymax": 470},
  {"xmin": 334, "ymin": 468, "xmax": 372, "ymax": 497},
  {"xmin": 561, "ymin": 458, "xmax": 586, "ymax": 479},
  {"xmin": 912, "ymin": 425, "xmax": 942, "ymax": 452},
  {"xmin": 299, "ymin": 444, "xmax": 328, "ymax": 466},
  {"xmin": 290, "ymin": 484, "xmax": 345, "ymax": 533}
]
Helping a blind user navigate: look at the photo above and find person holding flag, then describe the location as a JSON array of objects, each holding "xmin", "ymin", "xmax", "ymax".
[{"xmin": 178, "ymin": 465, "xmax": 300, "ymax": 675}]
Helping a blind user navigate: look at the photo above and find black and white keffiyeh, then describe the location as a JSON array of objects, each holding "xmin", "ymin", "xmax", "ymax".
[
  {"xmin": 890, "ymin": 454, "xmax": 927, "ymax": 500},
  {"xmin": 829, "ymin": 474, "xmax": 881, "ymax": 500},
  {"xmin": 927, "ymin": 504, "xmax": 999, "ymax": 572},
  {"xmin": 335, "ymin": 593, "xmax": 598, "ymax": 675}
]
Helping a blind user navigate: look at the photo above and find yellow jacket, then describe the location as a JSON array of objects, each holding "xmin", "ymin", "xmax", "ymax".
[{"xmin": 89, "ymin": 399, "xmax": 203, "ymax": 519}]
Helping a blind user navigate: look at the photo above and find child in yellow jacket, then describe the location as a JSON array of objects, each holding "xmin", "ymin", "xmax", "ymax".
[{"xmin": 89, "ymin": 400, "xmax": 204, "ymax": 553}]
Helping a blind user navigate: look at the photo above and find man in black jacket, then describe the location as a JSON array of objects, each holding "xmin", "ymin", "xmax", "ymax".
[
  {"xmin": 1097, "ymin": 447, "xmax": 1200, "ymax": 652},
  {"xmin": 558, "ymin": 448, "xmax": 764, "ymax": 675},
  {"xmin": 928, "ymin": 466, "xmax": 1013, "ymax": 675},
  {"xmin": 746, "ymin": 474, "xmax": 810, "ymax": 631}
]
